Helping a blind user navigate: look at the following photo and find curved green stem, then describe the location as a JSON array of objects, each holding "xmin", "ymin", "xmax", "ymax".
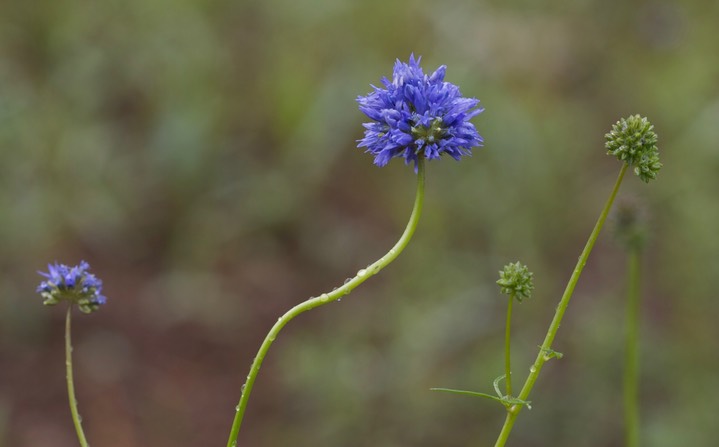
[
  {"xmin": 624, "ymin": 247, "xmax": 641, "ymax": 447},
  {"xmin": 493, "ymin": 162, "xmax": 628, "ymax": 447},
  {"xmin": 505, "ymin": 295, "xmax": 514, "ymax": 397},
  {"xmin": 65, "ymin": 306, "xmax": 90, "ymax": 447},
  {"xmin": 226, "ymin": 158, "xmax": 426, "ymax": 447}
]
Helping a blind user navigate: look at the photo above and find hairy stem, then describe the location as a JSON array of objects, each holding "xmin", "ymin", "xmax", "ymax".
[
  {"xmin": 66, "ymin": 306, "xmax": 90, "ymax": 447},
  {"xmin": 493, "ymin": 163, "xmax": 628, "ymax": 447},
  {"xmin": 226, "ymin": 159, "xmax": 426, "ymax": 447}
]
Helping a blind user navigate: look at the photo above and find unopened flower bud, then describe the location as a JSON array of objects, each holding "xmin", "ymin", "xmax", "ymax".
[
  {"xmin": 605, "ymin": 115, "xmax": 662, "ymax": 182},
  {"xmin": 497, "ymin": 262, "xmax": 534, "ymax": 302}
]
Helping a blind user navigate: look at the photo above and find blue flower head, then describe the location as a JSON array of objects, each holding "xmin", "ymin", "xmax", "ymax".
[
  {"xmin": 357, "ymin": 54, "xmax": 484, "ymax": 169},
  {"xmin": 37, "ymin": 261, "xmax": 106, "ymax": 313}
]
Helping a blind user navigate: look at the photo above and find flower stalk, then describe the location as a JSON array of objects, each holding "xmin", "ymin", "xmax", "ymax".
[
  {"xmin": 496, "ymin": 261, "xmax": 533, "ymax": 399},
  {"xmin": 493, "ymin": 162, "xmax": 629, "ymax": 447},
  {"xmin": 612, "ymin": 198, "xmax": 647, "ymax": 447},
  {"xmin": 36, "ymin": 261, "xmax": 104, "ymax": 447},
  {"xmin": 504, "ymin": 295, "xmax": 514, "ymax": 397},
  {"xmin": 226, "ymin": 158, "xmax": 426, "ymax": 447},
  {"xmin": 65, "ymin": 306, "xmax": 90, "ymax": 447},
  {"xmin": 623, "ymin": 235, "xmax": 642, "ymax": 447}
]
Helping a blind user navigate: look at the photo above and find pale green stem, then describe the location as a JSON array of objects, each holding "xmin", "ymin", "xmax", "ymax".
[
  {"xmin": 505, "ymin": 295, "xmax": 514, "ymax": 397},
  {"xmin": 226, "ymin": 158, "xmax": 426, "ymax": 447},
  {"xmin": 493, "ymin": 163, "xmax": 629, "ymax": 447},
  {"xmin": 624, "ymin": 247, "xmax": 641, "ymax": 447},
  {"xmin": 66, "ymin": 306, "xmax": 90, "ymax": 447}
]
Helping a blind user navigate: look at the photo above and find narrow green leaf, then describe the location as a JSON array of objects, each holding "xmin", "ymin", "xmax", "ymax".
[
  {"xmin": 430, "ymin": 387, "xmax": 532, "ymax": 409},
  {"xmin": 431, "ymin": 388, "xmax": 508, "ymax": 404},
  {"xmin": 493, "ymin": 374, "xmax": 507, "ymax": 398}
]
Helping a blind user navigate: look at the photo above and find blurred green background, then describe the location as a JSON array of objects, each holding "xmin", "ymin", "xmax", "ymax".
[{"xmin": 1, "ymin": 0, "xmax": 718, "ymax": 446}]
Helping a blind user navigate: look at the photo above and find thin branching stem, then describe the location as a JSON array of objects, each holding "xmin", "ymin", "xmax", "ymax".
[{"xmin": 493, "ymin": 163, "xmax": 628, "ymax": 447}]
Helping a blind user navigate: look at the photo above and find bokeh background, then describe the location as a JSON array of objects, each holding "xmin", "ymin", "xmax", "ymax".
[{"xmin": 1, "ymin": 0, "xmax": 718, "ymax": 446}]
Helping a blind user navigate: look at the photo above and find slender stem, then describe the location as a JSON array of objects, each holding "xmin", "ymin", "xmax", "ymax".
[
  {"xmin": 505, "ymin": 295, "xmax": 514, "ymax": 397},
  {"xmin": 65, "ymin": 306, "xmax": 90, "ymax": 447},
  {"xmin": 624, "ymin": 247, "xmax": 641, "ymax": 447},
  {"xmin": 493, "ymin": 163, "xmax": 629, "ymax": 447},
  {"xmin": 226, "ymin": 158, "xmax": 426, "ymax": 447}
]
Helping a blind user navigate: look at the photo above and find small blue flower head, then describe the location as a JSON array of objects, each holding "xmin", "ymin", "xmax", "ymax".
[
  {"xmin": 357, "ymin": 54, "xmax": 483, "ymax": 169},
  {"xmin": 496, "ymin": 261, "xmax": 534, "ymax": 302},
  {"xmin": 37, "ymin": 261, "xmax": 106, "ymax": 313}
]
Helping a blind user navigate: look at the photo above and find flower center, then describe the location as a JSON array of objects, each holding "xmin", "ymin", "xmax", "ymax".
[{"xmin": 411, "ymin": 118, "xmax": 445, "ymax": 145}]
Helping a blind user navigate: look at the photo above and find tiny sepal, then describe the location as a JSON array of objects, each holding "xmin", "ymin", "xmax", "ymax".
[{"xmin": 540, "ymin": 346, "xmax": 564, "ymax": 361}]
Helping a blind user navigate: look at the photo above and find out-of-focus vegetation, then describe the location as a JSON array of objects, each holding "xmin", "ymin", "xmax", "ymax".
[{"xmin": 1, "ymin": 1, "xmax": 718, "ymax": 446}]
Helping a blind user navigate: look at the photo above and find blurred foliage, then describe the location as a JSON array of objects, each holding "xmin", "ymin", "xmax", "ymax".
[{"xmin": 1, "ymin": 0, "xmax": 719, "ymax": 446}]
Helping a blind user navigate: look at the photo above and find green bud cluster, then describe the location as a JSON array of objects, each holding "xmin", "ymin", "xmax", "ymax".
[
  {"xmin": 605, "ymin": 115, "xmax": 662, "ymax": 183},
  {"xmin": 613, "ymin": 199, "xmax": 649, "ymax": 250},
  {"xmin": 496, "ymin": 262, "xmax": 534, "ymax": 302}
]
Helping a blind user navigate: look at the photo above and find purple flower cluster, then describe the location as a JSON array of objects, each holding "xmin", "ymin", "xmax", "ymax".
[
  {"xmin": 37, "ymin": 261, "xmax": 106, "ymax": 313},
  {"xmin": 357, "ymin": 54, "xmax": 483, "ymax": 169}
]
